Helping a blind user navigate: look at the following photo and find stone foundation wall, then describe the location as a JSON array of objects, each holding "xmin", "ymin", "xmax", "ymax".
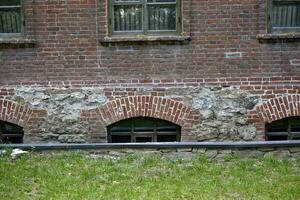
[
  {"xmin": 1, "ymin": 85, "xmax": 299, "ymax": 143},
  {"xmin": 1, "ymin": 85, "xmax": 266, "ymax": 143},
  {"xmin": 90, "ymin": 147, "xmax": 300, "ymax": 160}
]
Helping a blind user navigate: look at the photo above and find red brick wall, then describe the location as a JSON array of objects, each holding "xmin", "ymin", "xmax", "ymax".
[{"xmin": 0, "ymin": 0, "xmax": 300, "ymax": 142}]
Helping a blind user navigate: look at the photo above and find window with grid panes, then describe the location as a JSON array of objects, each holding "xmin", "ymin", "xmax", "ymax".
[
  {"xmin": 0, "ymin": 0, "xmax": 23, "ymax": 36},
  {"xmin": 266, "ymin": 117, "xmax": 300, "ymax": 141},
  {"xmin": 108, "ymin": 0, "xmax": 181, "ymax": 35},
  {"xmin": 107, "ymin": 117, "xmax": 181, "ymax": 143},
  {"xmin": 0, "ymin": 121, "xmax": 24, "ymax": 144},
  {"xmin": 268, "ymin": 0, "xmax": 300, "ymax": 33}
]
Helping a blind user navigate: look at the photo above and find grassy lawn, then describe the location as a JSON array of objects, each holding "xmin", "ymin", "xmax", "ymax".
[{"xmin": 0, "ymin": 151, "xmax": 299, "ymax": 200}]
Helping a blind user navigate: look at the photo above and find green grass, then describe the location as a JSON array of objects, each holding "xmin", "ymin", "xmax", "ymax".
[{"xmin": 0, "ymin": 152, "xmax": 299, "ymax": 200}]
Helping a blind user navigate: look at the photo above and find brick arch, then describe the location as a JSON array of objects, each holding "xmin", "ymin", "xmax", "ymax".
[
  {"xmin": 254, "ymin": 95, "xmax": 300, "ymax": 123},
  {"xmin": 0, "ymin": 98, "xmax": 34, "ymax": 127},
  {"xmin": 95, "ymin": 96, "xmax": 196, "ymax": 128}
]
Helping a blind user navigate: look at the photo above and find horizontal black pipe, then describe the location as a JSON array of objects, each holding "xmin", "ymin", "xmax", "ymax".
[{"xmin": 0, "ymin": 141, "xmax": 300, "ymax": 151}]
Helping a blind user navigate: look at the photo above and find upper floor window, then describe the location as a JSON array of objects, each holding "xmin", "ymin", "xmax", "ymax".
[
  {"xmin": 108, "ymin": 0, "xmax": 181, "ymax": 36},
  {"xmin": 0, "ymin": 121, "xmax": 24, "ymax": 144},
  {"xmin": 107, "ymin": 117, "xmax": 181, "ymax": 143},
  {"xmin": 266, "ymin": 117, "xmax": 300, "ymax": 141},
  {"xmin": 0, "ymin": 0, "xmax": 22, "ymax": 36},
  {"xmin": 268, "ymin": 0, "xmax": 300, "ymax": 33}
]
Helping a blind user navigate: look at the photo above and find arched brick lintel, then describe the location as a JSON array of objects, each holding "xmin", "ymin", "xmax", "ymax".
[
  {"xmin": 0, "ymin": 98, "xmax": 34, "ymax": 128},
  {"xmin": 255, "ymin": 95, "xmax": 300, "ymax": 123},
  {"xmin": 95, "ymin": 96, "xmax": 196, "ymax": 128}
]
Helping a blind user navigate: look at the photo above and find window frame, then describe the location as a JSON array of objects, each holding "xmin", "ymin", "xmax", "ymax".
[
  {"xmin": 0, "ymin": 0, "xmax": 24, "ymax": 38},
  {"xmin": 266, "ymin": 117, "xmax": 300, "ymax": 141},
  {"xmin": 107, "ymin": 117, "xmax": 181, "ymax": 143},
  {"xmin": 108, "ymin": 0, "xmax": 182, "ymax": 36},
  {"xmin": 267, "ymin": 0, "xmax": 300, "ymax": 34}
]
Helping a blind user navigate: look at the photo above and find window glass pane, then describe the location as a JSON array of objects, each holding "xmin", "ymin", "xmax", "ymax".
[
  {"xmin": 290, "ymin": 117, "xmax": 300, "ymax": 132},
  {"xmin": 267, "ymin": 119, "xmax": 288, "ymax": 133},
  {"xmin": 148, "ymin": 4, "xmax": 176, "ymax": 31},
  {"xmin": 157, "ymin": 135, "xmax": 177, "ymax": 142},
  {"xmin": 2, "ymin": 136, "xmax": 23, "ymax": 144},
  {"xmin": 3, "ymin": 123, "xmax": 23, "ymax": 133},
  {"xmin": 135, "ymin": 137, "xmax": 152, "ymax": 142},
  {"xmin": 272, "ymin": 2, "xmax": 300, "ymax": 27},
  {"xmin": 157, "ymin": 120, "xmax": 177, "ymax": 132},
  {"xmin": 114, "ymin": 5, "xmax": 143, "ymax": 31},
  {"xmin": 0, "ymin": 7, "xmax": 21, "ymax": 33},
  {"xmin": 111, "ymin": 135, "xmax": 131, "ymax": 143},
  {"xmin": 147, "ymin": 0, "xmax": 176, "ymax": 2},
  {"xmin": 110, "ymin": 120, "xmax": 131, "ymax": 133},
  {"xmin": 134, "ymin": 118, "xmax": 155, "ymax": 132},
  {"xmin": 267, "ymin": 135, "xmax": 288, "ymax": 141},
  {"xmin": 0, "ymin": 0, "xmax": 20, "ymax": 6},
  {"xmin": 115, "ymin": 0, "xmax": 140, "ymax": 2}
]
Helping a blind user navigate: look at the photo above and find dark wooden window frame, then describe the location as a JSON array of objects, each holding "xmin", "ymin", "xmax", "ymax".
[
  {"xmin": 267, "ymin": 0, "xmax": 300, "ymax": 33},
  {"xmin": 266, "ymin": 117, "xmax": 300, "ymax": 140},
  {"xmin": 107, "ymin": 117, "xmax": 181, "ymax": 143},
  {"xmin": 0, "ymin": 121, "xmax": 24, "ymax": 144},
  {"xmin": 108, "ymin": 0, "xmax": 182, "ymax": 36},
  {"xmin": 0, "ymin": 0, "xmax": 24, "ymax": 38}
]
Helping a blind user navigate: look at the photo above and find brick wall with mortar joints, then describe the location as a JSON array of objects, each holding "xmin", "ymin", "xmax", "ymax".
[{"xmin": 0, "ymin": 0, "xmax": 300, "ymax": 142}]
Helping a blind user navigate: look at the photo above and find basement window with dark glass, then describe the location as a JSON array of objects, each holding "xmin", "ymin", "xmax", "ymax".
[
  {"xmin": 107, "ymin": 117, "xmax": 181, "ymax": 143},
  {"xmin": 268, "ymin": 0, "xmax": 300, "ymax": 33},
  {"xmin": 108, "ymin": 0, "xmax": 181, "ymax": 36},
  {"xmin": 266, "ymin": 117, "xmax": 300, "ymax": 140},
  {"xmin": 0, "ymin": 0, "xmax": 22, "ymax": 36},
  {"xmin": 0, "ymin": 121, "xmax": 24, "ymax": 144}
]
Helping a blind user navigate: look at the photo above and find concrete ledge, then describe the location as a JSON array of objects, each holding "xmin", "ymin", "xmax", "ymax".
[
  {"xmin": 257, "ymin": 33, "xmax": 300, "ymax": 43},
  {"xmin": 1, "ymin": 141, "xmax": 300, "ymax": 151},
  {"xmin": 0, "ymin": 38, "xmax": 35, "ymax": 49}
]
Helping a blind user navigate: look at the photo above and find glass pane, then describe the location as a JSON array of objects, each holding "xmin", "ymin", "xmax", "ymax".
[
  {"xmin": 110, "ymin": 119, "xmax": 132, "ymax": 133},
  {"xmin": 3, "ymin": 122, "xmax": 23, "ymax": 133},
  {"xmin": 115, "ymin": 0, "xmax": 140, "ymax": 2},
  {"xmin": 273, "ymin": 2, "xmax": 300, "ymax": 27},
  {"xmin": 134, "ymin": 118, "xmax": 155, "ymax": 132},
  {"xmin": 2, "ymin": 136, "xmax": 23, "ymax": 144},
  {"xmin": 114, "ymin": 5, "xmax": 143, "ymax": 31},
  {"xmin": 148, "ymin": 4, "xmax": 176, "ymax": 31},
  {"xmin": 157, "ymin": 135, "xmax": 177, "ymax": 142},
  {"xmin": 157, "ymin": 120, "xmax": 177, "ymax": 132},
  {"xmin": 111, "ymin": 135, "xmax": 131, "ymax": 143},
  {"xmin": 135, "ymin": 137, "xmax": 152, "ymax": 142},
  {"xmin": 267, "ymin": 135, "xmax": 288, "ymax": 141},
  {"xmin": 0, "ymin": 7, "xmax": 21, "ymax": 33},
  {"xmin": 0, "ymin": 0, "xmax": 20, "ymax": 6},
  {"xmin": 267, "ymin": 119, "xmax": 288, "ymax": 133},
  {"xmin": 147, "ymin": 0, "xmax": 176, "ymax": 2},
  {"xmin": 290, "ymin": 117, "xmax": 300, "ymax": 132}
]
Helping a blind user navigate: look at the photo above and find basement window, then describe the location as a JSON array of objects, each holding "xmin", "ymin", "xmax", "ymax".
[
  {"xmin": 0, "ymin": 121, "xmax": 24, "ymax": 144},
  {"xmin": 107, "ymin": 117, "xmax": 181, "ymax": 143},
  {"xmin": 268, "ymin": 0, "xmax": 300, "ymax": 33},
  {"xmin": 0, "ymin": 0, "xmax": 23, "ymax": 37},
  {"xmin": 266, "ymin": 117, "xmax": 300, "ymax": 140}
]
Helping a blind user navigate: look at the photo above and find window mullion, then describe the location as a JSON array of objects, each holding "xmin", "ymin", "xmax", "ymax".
[
  {"xmin": 153, "ymin": 120, "xmax": 157, "ymax": 142},
  {"xmin": 288, "ymin": 118, "xmax": 292, "ymax": 140},
  {"xmin": 131, "ymin": 121, "xmax": 135, "ymax": 142},
  {"xmin": 143, "ymin": 0, "xmax": 147, "ymax": 34}
]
